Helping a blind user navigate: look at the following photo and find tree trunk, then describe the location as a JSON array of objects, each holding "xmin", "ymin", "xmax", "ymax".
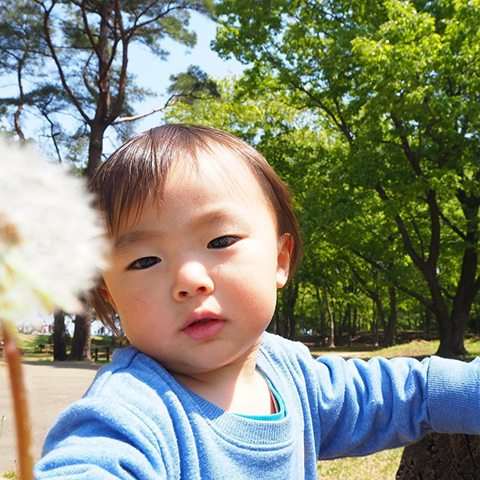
[
  {"xmin": 371, "ymin": 312, "xmax": 378, "ymax": 347},
  {"xmin": 324, "ymin": 286, "xmax": 335, "ymax": 348},
  {"xmin": 424, "ymin": 308, "xmax": 431, "ymax": 338},
  {"xmin": 436, "ymin": 309, "xmax": 469, "ymax": 358},
  {"xmin": 315, "ymin": 286, "xmax": 326, "ymax": 345},
  {"xmin": 272, "ymin": 309, "xmax": 279, "ymax": 335},
  {"xmin": 384, "ymin": 286, "xmax": 396, "ymax": 347},
  {"xmin": 71, "ymin": 121, "xmax": 106, "ymax": 358},
  {"xmin": 53, "ymin": 310, "xmax": 67, "ymax": 361},
  {"xmin": 352, "ymin": 307, "xmax": 357, "ymax": 337},
  {"xmin": 369, "ymin": 293, "xmax": 384, "ymax": 347},
  {"xmin": 345, "ymin": 303, "xmax": 351, "ymax": 347},
  {"xmin": 70, "ymin": 313, "xmax": 91, "ymax": 361},
  {"xmin": 278, "ymin": 281, "xmax": 298, "ymax": 339},
  {"xmin": 397, "ymin": 432, "xmax": 480, "ymax": 479},
  {"xmin": 320, "ymin": 312, "xmax": 326, "ymax": 347},
  {"xmin": 84, "ymin": 123, "xmax": 106, "ymax": 179}
]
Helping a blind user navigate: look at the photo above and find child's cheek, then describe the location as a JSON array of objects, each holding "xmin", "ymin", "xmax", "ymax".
[{"xmin": 134, "ymin": 296, "xmax": 148, "ymax": 306}]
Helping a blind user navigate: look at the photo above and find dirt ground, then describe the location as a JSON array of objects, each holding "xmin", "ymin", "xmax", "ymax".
[{"xmin": 0, "ymin": 359, "xmax": 102, "ymax": 476}]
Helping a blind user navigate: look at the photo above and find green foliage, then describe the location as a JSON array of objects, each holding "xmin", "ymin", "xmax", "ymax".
[
  {"xmin": 213, "ymin": 0, "xmax": 480, "ymax": 354},
  {"xmin": 168, "ymin": 66, "xmax": 221, "ymax": 103}
]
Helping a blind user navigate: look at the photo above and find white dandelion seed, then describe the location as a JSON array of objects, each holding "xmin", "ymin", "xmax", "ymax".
[
  {"xmin": 0, "ymin": 138, "xmax": 105, "ymax": 323},
  {"xmin": 0, "ymin": 138, "xmax": 106, "ymax": 480}
]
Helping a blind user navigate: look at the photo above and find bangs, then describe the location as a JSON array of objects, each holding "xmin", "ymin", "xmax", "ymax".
[{"xmin": 90, "ymin": 127, "xmax": 208, "ymax": 239}]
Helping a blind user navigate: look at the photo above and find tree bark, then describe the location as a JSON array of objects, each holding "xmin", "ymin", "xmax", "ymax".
[
  {"xmin": 315, "ymin": 286, "xmax": 326, "ymax": 345},
  {"xmin": 324, "ymin": 286, "xmax": 335, "ymax": 348},
  {"xmin": 385, "ymin": 286, "xmax": 397, "ymax": 347},
  {"xmin": 436, "ymin": 322, "xmax": 468, "ymax": 357},
  {"xmin": 283, "ymin": 281, "xmax": 298, "ymax": 339},
  {"xmin": 69, "ymin": 313, "xmax": 91, "ymax": 361},
  {"xmin": 424, "ymin": 308, "xmax": 431, "ymax": 338},
  {"xmin": 84, "ymin": 123, "xmax": 106, "ymax": 178},
  {"xmin": 345, "ymin": 303, "xmax": 351, "ymax": 347},
  {"xmin": 352, "ymin": 307, "xmax": 357, "ymax": 337},
  {"xmin": 397, "ymin": 432, "xmax": 480, "ymax": 479},
  {"xmin": 53, "ymin": 310, "xmax": 67, "ymax": 361}
]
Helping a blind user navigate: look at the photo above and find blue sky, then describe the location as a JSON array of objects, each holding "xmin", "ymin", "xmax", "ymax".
[{"xmin": 128, "ymin": 13, "xmax": 244, "ymax": 132}]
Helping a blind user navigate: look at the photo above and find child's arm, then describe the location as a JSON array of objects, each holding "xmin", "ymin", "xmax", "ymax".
[
  {"xmin": 34, "ymin": 397, "xmax": 171, "ymax": 479},
  {"xmin": 33, "ymin": 348, "xmax": 189, "ymax": 479},
  {"xmin": 260, "ymin": 334, "xmax": 480, "ymax": 461},
  {"xmin": 311, "ymin": 353, "xmax": 480, "ymax": 459}
]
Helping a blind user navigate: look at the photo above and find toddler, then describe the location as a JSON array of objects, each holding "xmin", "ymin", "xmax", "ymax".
[{"xmin": 35, "ymin": 125, "xmax": 480, "ymax": 479}]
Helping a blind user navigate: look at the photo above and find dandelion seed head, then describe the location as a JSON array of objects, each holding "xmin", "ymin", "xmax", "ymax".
[{"xmin": 0, "ymin": 138, "xmax": 106, "ymax": 324}]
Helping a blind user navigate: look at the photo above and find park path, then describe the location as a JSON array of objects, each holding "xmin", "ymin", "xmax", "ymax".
[{"xmin": 0, "ymin": 360, "xmax": 102, "ymax": 476}]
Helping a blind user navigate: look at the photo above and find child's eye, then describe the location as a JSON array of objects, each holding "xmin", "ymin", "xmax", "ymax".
[
  {"xmin": 208, "ymin": 236, "xmax": 240, "ymax": 249},
  {"xmin": 128, "ymin": 257, "xmax": 161, "ymax": 270}
]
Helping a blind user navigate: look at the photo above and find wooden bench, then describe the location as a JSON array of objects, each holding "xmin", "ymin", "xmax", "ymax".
[
  {"xmin": 91, "ymin": 346, "xmax": 110, "ymax": 362},
  {"xmin": 35, "ymin": 343, "xmax": 53, "ymax": 354}
]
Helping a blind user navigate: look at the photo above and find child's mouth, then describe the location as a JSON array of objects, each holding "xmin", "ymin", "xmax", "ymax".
[
  {"xmin": 191, "ymin": 318, "xmax": 214, "ymax": 326},
  {"xmin": 182, "ymin": 317, "xmax": 226, "ymax": 340}
]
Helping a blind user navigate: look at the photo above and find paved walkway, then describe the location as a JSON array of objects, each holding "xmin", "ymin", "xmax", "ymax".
[{"xmin": 0, "ymin": 360, "xmax": 102, "ymax": 476}]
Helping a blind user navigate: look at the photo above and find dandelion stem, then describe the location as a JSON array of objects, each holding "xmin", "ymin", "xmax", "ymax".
[{"xmin": 1, "ymin": 320, "xmax": 34, "ymax": 480}]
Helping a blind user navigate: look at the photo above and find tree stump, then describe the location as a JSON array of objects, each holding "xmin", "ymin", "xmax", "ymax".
[{"xmin": 397, "ymin": 433, "xmax": 480, "ymax": 479}]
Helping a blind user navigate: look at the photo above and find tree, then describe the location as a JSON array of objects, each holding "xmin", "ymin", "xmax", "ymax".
[
  {"xmin": 0, "ymin": 1, "xmax": 49, "ymax": 141},
  {"xmin": 214, "ymin": 0, "xmax": 480, "ymax": 358},
  {"xmin": 26, "ymin": 0, "xmax": 215, "ymax": 359},
  {"xmin": 213, "ymin": 1, "xmax": 480, "ymax": 473}
]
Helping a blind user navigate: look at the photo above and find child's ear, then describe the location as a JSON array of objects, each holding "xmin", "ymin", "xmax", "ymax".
[
  {"xmin": 100, "ymin": 283, "xmax": 117, "ymax": 311},
  {"xmin": 276, "ymin": 233, "xmax": 294, "ymax": 288}
]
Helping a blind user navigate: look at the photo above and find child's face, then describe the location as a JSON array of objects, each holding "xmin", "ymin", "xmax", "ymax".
[{"xmin": 102, "ymin": 148, "xmax": 292, "ymax": 377}]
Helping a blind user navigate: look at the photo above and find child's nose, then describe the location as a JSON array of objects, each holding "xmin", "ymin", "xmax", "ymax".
[{"xmin": 172, "ymin": 261, "xmax": 214, "ymax": 301}]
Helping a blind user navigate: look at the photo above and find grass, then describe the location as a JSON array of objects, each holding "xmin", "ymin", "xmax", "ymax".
[
  {"xmin": 0, "ymin": 470, "xmax": 18, "ymax": 480},
  {"xmin": 317, "ymin": 448, "xmax": 403, "ymax": 479},
  {"xmin": 310, "ymin": 334, "xmax": 480, "ymax": 361}
]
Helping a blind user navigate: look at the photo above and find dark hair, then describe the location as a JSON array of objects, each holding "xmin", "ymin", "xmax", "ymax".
[{"xmin": 88, "ymin": 124, "xmax": 302, "ymax": 335}]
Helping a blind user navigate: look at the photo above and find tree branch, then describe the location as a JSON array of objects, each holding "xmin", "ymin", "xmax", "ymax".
[
  {"xmin": 438, "ymin": 208, "xmax": 467, "ymax": 241},
  {"xmin": 390, "ymin": 112, "xmax": 423, "ymax": 176},
  {"xmin": 112, "ymin": 94, "xmax": 178, "ymax": 124},
  {"xmin": 80, "ymin": 0, "xmax": 99, "ymax": 57},
  {"xmin": 127, "ymin": 4, "xmax": 195, "ymax": 34},
  {"xmin": 409, "ymin": 215, "xmax": 426, "ymax": 261},
  {"xmin": 261, "ymin": 48, "xmax": 354, "ymax": 146},
  {"xmin": 425, "ymin": 189, "xmax": 441, "ymax": 270},
  {"xmin": 41, "ymin": 1, "xmax": 91, "ymax": 126},
  {"xmin": 82, "ymin": 52, "xmax": 97, "ymax": 98},
  {"xmin": 394, "ymin": 280, "xmax": 432, "ymax": 309},
  {"xmin": 374, "ymin": 183, "xmax": 426, "ymax": 270},
  {"xmin": 40, "ymin": 105, "xmax": 63, "ymax": 164},
  {"xmin": 106, "ymin": 0, "xmax": 129, "ymax": 123},
  {"xmin": 350, "ymin": 248, "xmax": 383, "ymax": 271}
]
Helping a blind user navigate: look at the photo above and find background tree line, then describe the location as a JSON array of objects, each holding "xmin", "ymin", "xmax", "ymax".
[{"xmin": 1, "ymin": 0, "xmax": 479, "ymax": 362}]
